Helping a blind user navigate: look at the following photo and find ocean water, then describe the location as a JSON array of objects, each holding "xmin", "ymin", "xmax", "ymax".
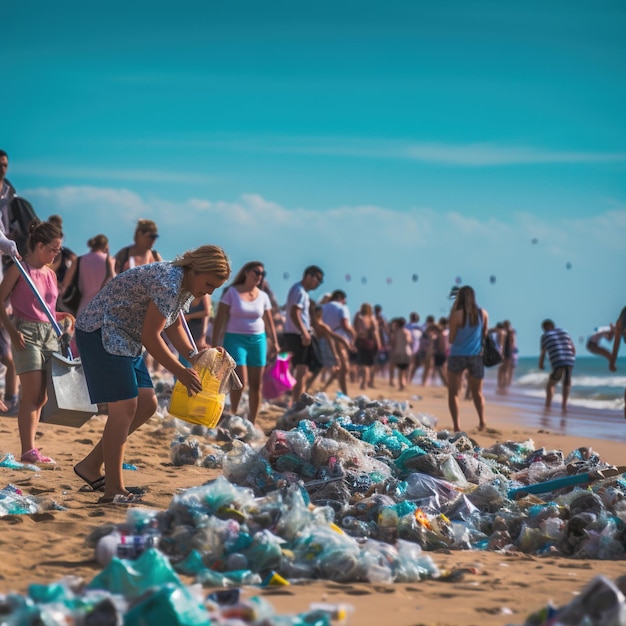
[{"xmin": 501, "ymin": 355, "xmax": 626, "ymax": 414}]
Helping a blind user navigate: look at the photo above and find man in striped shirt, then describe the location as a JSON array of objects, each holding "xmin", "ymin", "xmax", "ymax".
[{"xmin": 539, "ymin": 319, "xmax": 576, "ymax": 412}]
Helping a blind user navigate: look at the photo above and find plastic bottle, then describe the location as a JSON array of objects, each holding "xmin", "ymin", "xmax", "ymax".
[
  {"xmin": 96, "ymin": 526, "xmax": 161, "ymax": 565},
  {"xmin": 308, "ymin": 602, "xmax": 354, "ymax": 624}
]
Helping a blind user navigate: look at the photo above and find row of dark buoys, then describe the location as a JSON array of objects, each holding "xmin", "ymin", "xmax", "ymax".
[{"xmin": 280, "ymin": 251, "xmax": 571, "ymax": 286}]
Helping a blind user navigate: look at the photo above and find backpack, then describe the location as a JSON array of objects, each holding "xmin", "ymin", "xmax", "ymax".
[{"xmin": 8, "ymin": 196, "xmax": 38, "ymax": 255}]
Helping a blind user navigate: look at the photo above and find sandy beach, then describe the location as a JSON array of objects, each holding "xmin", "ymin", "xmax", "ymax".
[{"xmin": 1, "ymin": 374, "xmax": 624, "ymax": 626}]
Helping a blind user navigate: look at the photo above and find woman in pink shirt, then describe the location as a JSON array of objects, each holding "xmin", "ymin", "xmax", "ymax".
[
  {"xmin": 61, "ymin": 234, "xmax": 116, "ymax": 316},
  {"xmin": 0, "ymin": 220, "xmax": 75, "ymax": 464}
]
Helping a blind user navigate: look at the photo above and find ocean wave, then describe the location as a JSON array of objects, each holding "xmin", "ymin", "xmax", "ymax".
[
  {"xmin": 515, "ymin": 372, "xmax": 626, "ymax": 388},
  {"xmin": 519, "ymin": 389, "xmax": 624, "ymax": 412}
]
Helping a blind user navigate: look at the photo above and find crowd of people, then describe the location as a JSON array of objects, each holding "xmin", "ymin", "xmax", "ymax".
[{"xmin": 1, "ymin": 147, "xmax": 624, "ymax": 504}]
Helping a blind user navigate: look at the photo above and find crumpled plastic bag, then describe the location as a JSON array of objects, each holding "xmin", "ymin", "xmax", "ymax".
[{"xmin": 194, "ymin": 348, "xmax": 242, "ymax": 394}]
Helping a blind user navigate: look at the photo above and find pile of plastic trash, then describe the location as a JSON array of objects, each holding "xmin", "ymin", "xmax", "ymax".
[
  {"xmin": 87, "ymin": 479, "xmax": 440, "ymax": 586},
  {"xmin": 2, "ymin": 389, "xmax": 626, "ymax": 625},
  {"xmin": 0, "ymin": 453, "xmax": 67, "ymax": 516},
  {"xmin": 0, "ymin": 570, "xmax": 353, "ymax": 626},
  {"xmin": 518, "ymin": 574, "xmax": 626, "ymax": 626},
  {"xmin": 161, "ymin": 392, "xmax": 626, "ymax": 560}
]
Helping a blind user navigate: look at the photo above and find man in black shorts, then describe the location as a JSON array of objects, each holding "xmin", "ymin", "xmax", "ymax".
[{"xmin": 281, "ymin": 265, "xmax": 324, "ymax": 404}]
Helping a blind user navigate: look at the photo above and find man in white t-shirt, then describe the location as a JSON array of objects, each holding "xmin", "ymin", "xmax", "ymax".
[
  {"xmin": 282, "ymin": 265, "xmax": 324, "ymax": 404},
  {"xmin": 321, "ymin": 289, "xmax": 355, "ymax": 394}
]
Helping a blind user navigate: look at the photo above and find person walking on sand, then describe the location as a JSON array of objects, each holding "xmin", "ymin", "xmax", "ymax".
[
  {"xmin": 211, "ymin": 261, "xmax": 279, "ymax": 423},
  {"xmin": 73, "ymin": 245, "xmax": 230, "ymax": 504},
  {"xmin": 389, "ymin": 316, "xmax": 413, "ymax": 391},
  {"xmin": 321, "ymin": 289, "xmax": 355, "ymax": 395},
  {"xmin": 282, "ymin": 265, "xmax": 324, "ymax": 405},
  {"xmin": 305, "ymin": 305, "xmax": 353, "ymax": 392},
  {"xmin": 353, "ymin": 302, "xmax": 380, "ymax": 389},
  {"xmin": 0, "ymin": 220, "xmax": 75, "ymax": 464},
  {"xmin": 373, "ymin": 304, "xmax": 390, "ymax": 382},
  {"xmin": 539, "ymin": 319, "xmax": 576, "ymax": 413},
  {"xmin": 446, "ymin": 285, "xmax": 488, "ymax": 432},
  {"xmin": 609, "ymin": 305, "xmax": 626, "ymax": 420}
]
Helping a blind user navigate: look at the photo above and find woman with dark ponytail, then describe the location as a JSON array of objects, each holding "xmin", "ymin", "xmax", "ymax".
[
  {"xmin": 0, "ymin": 219, "xmax": 75, "ymax": 464},
  {"xmin": 447, "ymin": 285, "xmax": 489, "ymax": 433}
]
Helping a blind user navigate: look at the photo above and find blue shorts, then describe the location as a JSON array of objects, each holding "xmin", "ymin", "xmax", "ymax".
[
  {"xmin": 75, "ymin": 328, "xmax": 153, "ymax": 403},
  {"xmin": 223, "ymin": 332, "xmax": 267, "ymax": 367}
]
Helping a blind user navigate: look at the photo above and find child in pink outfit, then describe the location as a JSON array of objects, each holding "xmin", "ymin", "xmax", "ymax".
[{"xmin": 0, "ymin": 220, "xmax": 75, "ymax": 464}]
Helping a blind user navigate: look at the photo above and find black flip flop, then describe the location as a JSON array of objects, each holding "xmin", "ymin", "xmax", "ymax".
[
  {"xmin": 74, "ymin": 466, "xmax": 147, "ymax": 495},
  {"xmin": 74, "ymin": 466, "xmax": 106, "ymax": 492}
]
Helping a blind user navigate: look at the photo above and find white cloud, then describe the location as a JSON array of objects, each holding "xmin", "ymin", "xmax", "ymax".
[{"xmin": 138, "ymin": 134, "xmax": 626, "ymax": 167}]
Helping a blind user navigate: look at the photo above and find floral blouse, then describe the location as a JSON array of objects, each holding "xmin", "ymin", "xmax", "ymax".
[{"xmin": 76, "ymin": 262, "xmax": 192, "ymax": 356}]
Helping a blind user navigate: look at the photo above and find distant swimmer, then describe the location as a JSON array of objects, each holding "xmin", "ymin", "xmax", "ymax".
[{"xmin": 586, "ymin": 324, "xmax": 615, "ymax": 362}]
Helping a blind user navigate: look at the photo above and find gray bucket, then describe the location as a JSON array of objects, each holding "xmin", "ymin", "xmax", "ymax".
[{"xmin": 41, "ymin": 353, "xmax": 98, "ymax": 428}]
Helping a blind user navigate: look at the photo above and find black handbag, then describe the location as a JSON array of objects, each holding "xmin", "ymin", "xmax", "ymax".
[
  {"xmin": 61, "ymin": 257, "xmax": 81, "ymax": 315},
  {"xmin": 483, "ymin": 333, "xmax": 503, "ymax": 367}
]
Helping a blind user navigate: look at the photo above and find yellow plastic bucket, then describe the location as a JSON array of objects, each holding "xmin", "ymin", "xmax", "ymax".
[{"xmin": 168, "ymin": 368, "xmax": 226, "ymax": 427}]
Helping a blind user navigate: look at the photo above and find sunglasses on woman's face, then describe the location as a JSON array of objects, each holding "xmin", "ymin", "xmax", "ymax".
[{"xmin": 252, "ymin": 269, "xmax": 266, "ymax": 278}]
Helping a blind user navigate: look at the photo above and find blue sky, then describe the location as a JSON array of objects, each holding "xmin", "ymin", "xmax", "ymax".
[{"xmin": 3, "ymin": 1, "xmax": 625, "ymax": 355}]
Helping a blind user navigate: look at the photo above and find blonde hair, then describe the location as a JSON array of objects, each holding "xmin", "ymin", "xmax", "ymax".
[{"xmin": 172, "ymin": 245, "xmax": 231, "ymax": 280}]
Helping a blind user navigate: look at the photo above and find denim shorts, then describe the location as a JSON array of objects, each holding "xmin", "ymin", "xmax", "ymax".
[
  {"xmin": 12, "ymin": 319, "xmax": 59, "ymax": 374},
  {"xmin": 447, "ymin": 354, "xmax": 484, "ymax": 379},
  {"xmin": 223, "ymin": 332, "xmax": 267, "ymax": 367},
  {"xmin": 75, "ymin": 328, "xmax": 153, "ymax": 403}
]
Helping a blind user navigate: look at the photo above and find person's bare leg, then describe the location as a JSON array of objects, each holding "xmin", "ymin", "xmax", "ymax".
[
  {"xmin": 17, "ymin": 371, "xmax": 47, "ymax": 456},
  {"xmin": 447, "ymin": 370, "xmax": 463, "ymax": 432},
  {"xmin": 229, "ymin": 365, "xmax": 246, "ymax": 414},
  {"xmin": 75, "ymin": 388, "xmax": 157, "ymax": 482},
  {"xmin": 337, "ymin": 349, "xmax": 349, "ymax": 395},
  {"xmin": 545, "ymin": 379, "xmax": 554, "ymax": 409},
  {"xmin": 291, "ymin": 364, "xmax": 309, "ymax": 404},
  {"xmin": 247, "ymin": 366, "xmax": 262, "ymax": 423},
  {"xmin": 2, "ymin": 354, "xmax": 18, "ymax": 405},
  {"xmin": 421, "ymin": 356, "xmax": 433, "ymax": 386},
  {"xmin": 98, "ymin": 397, "xmax": 139, "ymax": 499},
  {"xmin": 437, "ymin": 365, "xmax": 448, "ymax": 387},
  {"xmin": 561, "ymin": 382, "xmax": 570, "ymax": 413},
  {"xmin": 587, "ymin": 343, "xmax": 612, "ymax": 362},
  {"xmin": 468, "ymin": 375, "xmax": 486, "ymax": 430}
]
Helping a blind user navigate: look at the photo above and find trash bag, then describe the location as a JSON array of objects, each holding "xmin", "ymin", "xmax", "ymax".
[{"xmin": 263, "ymin": 353, "xmax": 296, "ymax": 400}]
